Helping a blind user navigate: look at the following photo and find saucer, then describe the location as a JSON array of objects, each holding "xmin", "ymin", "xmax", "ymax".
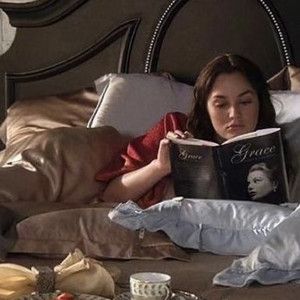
[
  {"xmin": 114, "ymin": 291, "xmax": 199, "ymax": 300},
  {"xmin": 17, "ymin": 292, "xmax": 110, "ymax": 300}
]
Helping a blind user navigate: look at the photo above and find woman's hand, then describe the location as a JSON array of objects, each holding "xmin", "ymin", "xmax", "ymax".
[
  {"xmin": 102, "ymin": 129, "xmax": 193, "ymax": 203},
  {"xmin": 152, "ymin": 130, "xmax": 193, "ymax": 176}
]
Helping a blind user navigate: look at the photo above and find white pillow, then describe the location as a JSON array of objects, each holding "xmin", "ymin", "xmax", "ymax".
[
  {"xmin": 88, "ymin": 73, "xmax": 193, "ymax": 137},
  {"xmin": 271, "ymin": 90, "xmax": 300, "ymax": 124},
  {"xmin": 88, "ymin": 74, "xmax": 300, "ymax": 138}
]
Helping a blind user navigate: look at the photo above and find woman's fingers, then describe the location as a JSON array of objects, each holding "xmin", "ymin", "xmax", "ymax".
[
  {"xmin": 174, "ymin": 130, "xmax": 186, "ymax": 138},
  {"xmin": 166, "ymin": 130, "xmax": 193, "ymax": 139},
  {"xmin": 161, "ymin": 138, "xmax": 170, "ymax": 144},
  {"xmin": 184, "ymin": 131, "xmax": 194, "ymax": 138},
  {"xmin": 158, "ymin": 138, "xmax": 170, "ymax": 152}
]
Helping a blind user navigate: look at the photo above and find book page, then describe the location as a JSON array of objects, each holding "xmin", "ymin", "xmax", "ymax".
[
  {"xmin": 222, "ymin": 128, "xmax": 280, "ymax": 145},
  {"xmin": 166, "ymin": 132, "xmax": 218, "ymax": 147}
]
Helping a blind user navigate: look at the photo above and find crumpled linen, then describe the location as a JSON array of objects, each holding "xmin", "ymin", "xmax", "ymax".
[
  {"xmin": 0, "ymin": 249, "xmax": 116, "ymax": 299},
  {"xmin": 213, "ymin": 203, "xmax": 300, "ymax": 287}
]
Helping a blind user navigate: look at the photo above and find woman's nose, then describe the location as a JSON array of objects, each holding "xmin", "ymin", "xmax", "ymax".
[
  {"xmin": 248, "ymin": 183, "xmax": 254, "ymax": 191},
  {"xmin": 228, "ymin": 105, "xmax": 241, "ymax": 119}
]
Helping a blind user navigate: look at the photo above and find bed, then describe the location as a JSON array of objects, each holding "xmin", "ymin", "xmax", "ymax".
[{"xmin": 0, "ymin": 0, "xmax": 300, "ymax": 299}]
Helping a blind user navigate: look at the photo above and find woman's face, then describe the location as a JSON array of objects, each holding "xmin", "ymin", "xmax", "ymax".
[
  {"xmin": 247, "ymin": 169, "xmax": 274, "ymax": 200},
  {"xmin": 206, "ymin": 72, "xmax": 259, "ymax": 141}
]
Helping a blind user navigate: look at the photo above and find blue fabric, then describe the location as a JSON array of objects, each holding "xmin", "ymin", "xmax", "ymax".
[
  {"xmin": 213, "ymin": 204, "xmax": 300, "ymax": 287},
  {"xmin": 108, "ymin": 198, "xmax": 293, "ymax": 256},
  {"xmin": 108, "ymin": 198, "xmax": 201, "ymax": 249}
]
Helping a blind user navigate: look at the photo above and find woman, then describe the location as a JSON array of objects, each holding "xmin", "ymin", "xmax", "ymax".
[
  {"xmin": 247, "ymin": 162, "xmax": 280, "ymax": 204},
  {"xmin": 96, "ymin": 54, "xmax": 277, "ymax": 208}
]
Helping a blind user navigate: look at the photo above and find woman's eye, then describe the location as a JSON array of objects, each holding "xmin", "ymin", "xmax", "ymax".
[
  {"xmin": 240, "ymin": 98, "xmax": 253, "ymax": 105},
  {"xmin": 215, "ymin": 102, "xmax": 226, "ymax": 108},
  {"xmin": 253, "ymin": 178, "xmax": 263, "ymax": 183}
]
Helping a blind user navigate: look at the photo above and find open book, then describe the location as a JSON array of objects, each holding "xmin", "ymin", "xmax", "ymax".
[{"xmin": 167, "ymin": 128, "xmax": 289, "ymax": 204}]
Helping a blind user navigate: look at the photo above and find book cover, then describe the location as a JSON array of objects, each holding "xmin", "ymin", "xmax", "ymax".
[{"xmin": 168, "ymin": 128, "xmax": 289, "ymax": 204}]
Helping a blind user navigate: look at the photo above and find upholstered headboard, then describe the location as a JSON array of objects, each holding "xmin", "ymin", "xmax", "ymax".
[{"xmin": 0, "ymin": 0, "xmax": 296, "ymax": 122}]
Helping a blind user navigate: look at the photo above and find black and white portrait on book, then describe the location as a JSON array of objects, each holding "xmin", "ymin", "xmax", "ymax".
[{"xmin": 247, "ymin": 162, "xmax": 281, "ymax": 203}]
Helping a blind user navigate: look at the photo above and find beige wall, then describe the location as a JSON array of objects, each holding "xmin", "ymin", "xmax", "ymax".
[
  {"xmin": 0, "ymin": 9, "xmax": 15, "ymax": 55},
  {"xmin": 0, "ymin": 0, "xmax": 36, "ymax": 55}
]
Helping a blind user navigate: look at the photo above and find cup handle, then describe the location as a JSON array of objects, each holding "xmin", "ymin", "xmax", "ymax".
[{"xmin": 162, "ymin": 285, "xmax": 172, "ymax": 300}]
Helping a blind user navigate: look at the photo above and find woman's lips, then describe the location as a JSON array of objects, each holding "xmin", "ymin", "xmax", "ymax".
[
  {"xmin": 249, "ymin": 191, "xmax": 257, "ymax": 199},
  {"xmin": 227, "ymin": 124, "xmax": 244, "ymax": 131},
  {"xmin": 227, "ymin": 124, "xmax": 243, "ymax": 128}
]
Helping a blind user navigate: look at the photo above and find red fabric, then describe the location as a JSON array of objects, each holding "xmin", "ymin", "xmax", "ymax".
[{"xmin": 96, "ymin": 112, "xmax": 188, "ymax": 208}]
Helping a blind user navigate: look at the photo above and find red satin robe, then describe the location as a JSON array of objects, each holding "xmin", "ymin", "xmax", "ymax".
[{"xmin": 96, "ymin": 112, "xmax": 187, "ymax": 208}]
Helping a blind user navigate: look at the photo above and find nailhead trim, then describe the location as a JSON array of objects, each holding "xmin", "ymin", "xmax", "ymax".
[{"xmin": 144, "ymin": 0, "xmax": 291, "ymax": 72}]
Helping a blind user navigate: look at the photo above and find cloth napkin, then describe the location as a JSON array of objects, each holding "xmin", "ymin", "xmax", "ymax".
[{"xmin": 0, "ymin": 249, "xmax": 116, "ymax": 299}]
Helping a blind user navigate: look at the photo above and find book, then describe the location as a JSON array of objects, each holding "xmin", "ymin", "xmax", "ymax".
[{"xmin": 167, "ymin": 128, "xmax": 289, "ymax": 203}]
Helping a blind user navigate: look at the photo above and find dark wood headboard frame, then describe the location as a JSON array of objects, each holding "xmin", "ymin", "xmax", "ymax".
[
  {"xmin": 0, "ymin": 0, "xmax": 296, "ymax": 122},
  {"xmin": 0, "ymin": 0, "xmax": 87, "ymax": 27},
  {"xmin": 144, "ymin": 0, "xmax": 293, "ymax": 73},
  {"xmin": 3, "ymin": 18, "xmax": 140, "ymax": 108}
]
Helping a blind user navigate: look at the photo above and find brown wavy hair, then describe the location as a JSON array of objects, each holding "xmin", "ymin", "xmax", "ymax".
[{"xmin": 186, "ymin": 54, "xmax": 276, "ymax": 140}]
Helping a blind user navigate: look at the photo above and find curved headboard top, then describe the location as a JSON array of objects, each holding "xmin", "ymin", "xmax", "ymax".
[
  {"xmin": 0, "ymin": 0, "xmax": 295, "ymax": 121},
  {"xmin": 144, "ymin": 0, "xmax": 293, "ymax": 83}
]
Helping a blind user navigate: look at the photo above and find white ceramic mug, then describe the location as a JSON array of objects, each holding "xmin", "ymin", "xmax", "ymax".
[{"xmin": 130, "ymin": 272, "xmax": 171, "ymax": 300}]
